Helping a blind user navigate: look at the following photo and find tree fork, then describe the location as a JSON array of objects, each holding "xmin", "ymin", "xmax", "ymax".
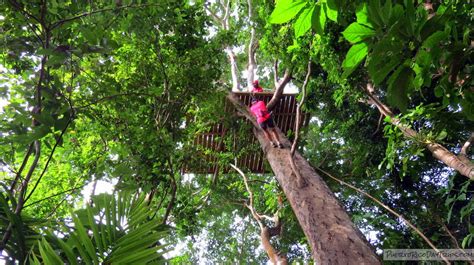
[{"xmin": 227, "ymin": 93, "xmax": 380, "ymax": 264}]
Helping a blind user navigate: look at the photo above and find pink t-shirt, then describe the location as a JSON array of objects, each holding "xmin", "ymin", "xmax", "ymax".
[
  {"xmin": 250, "ymin": 101, "xmax": 270, "ymax": 123},
  {"xmin": 252, "ymin": 86, "xmax": 263, "ymax": 93}
]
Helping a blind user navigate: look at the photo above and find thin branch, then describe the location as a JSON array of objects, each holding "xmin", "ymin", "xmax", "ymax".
[
  {"xmin": 460, "ymin": 132, "xmax": 473, "ymax": 156},
  {"xmin": 46, "ymin": 195, "xmax": 70, "ymax": 218},
  {"xmin": 162, "ymin": 158, "xmax": 177, "ymax": 225},
  {"xmin": 290, "ymin": 61, "xmax": 311, "ymax": 156},
  {"xmin": 152, "ymin": 184, "xmax": 170, "ymax": 220},
  {"xmin": 23, "ymin": 183, "xmax": 86, "ymax": 208},
  {"xmin": 315, "ymin": 167, "xmax": 451, "ymax": 265},
  {"xmin": 23, "ymin": 117, "xmax": 73, "ymax": 204},
  {"xmin": 222, "ymin": 0, "xmax": 231, "ymax": 29},
  {"xmin": 371, "ymin": 114, "xmax": 383, "ymax": 138},
  {"xmin": 230, "ymin": 164, "xmax": 264, "ymax": 229},
  {"xmin": 273, "ymin": 60, "xmax": 279, "ymax": 87},
  {"xmin": 51, "ymin": 3, "xmax": 164, "ymax": 30},
  {"xmin": 9, "ymin": 143, "xmax": 34, "ymax": 194},
  {"xmin": 7, "ymin": 0, "xmax": 43, "ymax": 26},
  {"xmin": 230, "ymin": 163, "xmax": 287, "ymax": 265},
  {"xmin": 152, "ymin": 33, "xmax": 170, "ymax": 92},
  {"xmin": 267, "ymin": 68, "xmax": 292, "ymax": 111},
  {"xmin": 246, "ymin": 0, "xmax": 257, "ymax": 90},
  {"xmin": 75, "ymin": 92, "xmax": 155, "ymax": 109},
  {"xmin": 0, "ymin": 141, "xmax": 40, "ymax": 252},
  {"xmin": 204, "ymin": 5, "xmax": 223, "ymax": 25}
]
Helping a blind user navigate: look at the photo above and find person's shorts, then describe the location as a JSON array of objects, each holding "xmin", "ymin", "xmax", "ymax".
[{"xmin": 259, "ymin": 117, "xmax": 275, "ymax": 130}]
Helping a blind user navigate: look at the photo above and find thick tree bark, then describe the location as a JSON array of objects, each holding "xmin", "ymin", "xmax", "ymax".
[{"xmin": 228, "ymin": 93, "xmax": 380, "ymax": 264}]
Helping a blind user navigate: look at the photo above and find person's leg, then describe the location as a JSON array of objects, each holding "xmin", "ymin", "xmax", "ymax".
[
  {"xmin": 266, "ymin": 117, "xmax": 283, "ymax": 148},
  {"xmin": 270, "ymin": 128, "xmax": 283, "ymax": 148},
  {"xmin": 263, "ymin": 129, "xmax": 277, "ymax": 147}
]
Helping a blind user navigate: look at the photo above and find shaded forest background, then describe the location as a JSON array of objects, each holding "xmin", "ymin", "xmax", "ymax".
[{"xmin": 0, "ymin": 0, "xmax": 472, "ymax": 263}]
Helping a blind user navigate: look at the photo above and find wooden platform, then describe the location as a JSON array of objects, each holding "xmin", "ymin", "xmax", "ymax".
[{"xmin": 187, "ymin": 92, "xmax": 310, "ymax": 174}]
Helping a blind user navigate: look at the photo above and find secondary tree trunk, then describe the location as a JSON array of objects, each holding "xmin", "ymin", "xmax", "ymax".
[{"xmin": 228, "ymin": 94, "xmax": 381, "ymax": 264}]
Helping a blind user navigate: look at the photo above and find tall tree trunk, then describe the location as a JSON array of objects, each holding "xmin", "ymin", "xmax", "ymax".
[
  {"xmin": 246, "ymin": 0, "xmax": 257, "ymax": 91},
  {"xmin": 227, "ymin": 94, "xmax": 381, "ymax": 264}
]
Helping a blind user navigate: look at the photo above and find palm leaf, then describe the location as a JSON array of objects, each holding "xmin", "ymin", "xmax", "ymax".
[{"xmin": 31, "ymin": 191, "xmax": 171, "ymax": 264}]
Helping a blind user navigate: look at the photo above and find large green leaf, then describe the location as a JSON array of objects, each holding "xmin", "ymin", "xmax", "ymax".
[
  {"xmin": 324, "ymin": 0, "xmax": 338, "ymax": 22},
  {"xmin": 311, "ymin": 4, "xmax": 326, "ymax": 35},
  {"xmin": 269, "ymin": 0, "xmax": 308, "ymax": 24},
  {"xmin": 294, "ymin": 5, "xmax": 314, "ymax": 38},
  {"xmin": 71, "ymin": 212, "xmax": 98, "ymax": 264},
  {"xmin": 38, "ymin": 238, "xmax": 63, "ymax": 265},
  {"xmin": 342, "ymin": 42, "xmax": 368, "ymax": 78},
  {"xmin": 368, "ymin": 38, "xmax": 403, "ymax": 85},
  {"xmin": 422, "ymin": 31, "xmax": 448, "ymax": 49},
  {"xmin": 380, "ymin": 0, "xmax": 392, "ymax": 25},
  {"xmin": 342, "ymin": 22, "xmax": 375, "ymax": 44},
  {"xmin": 387, "ymin": 65, "xmax": 414, "ymax": 112},
  {"xmin": 32, "ymin": 191, "xmax": 170, "ymax": 264},
  {"xmin": 367, "ymin": 0, "xmax": 384, "ymax": 27},
  {"xmin": 356, "ymin": 3, "xmax": 372, "ymax": 28}
]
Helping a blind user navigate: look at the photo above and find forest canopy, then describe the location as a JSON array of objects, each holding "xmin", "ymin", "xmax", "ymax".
[{"xmin": 0, "ymin": 0, "xmax": 472, "ymax": 264}]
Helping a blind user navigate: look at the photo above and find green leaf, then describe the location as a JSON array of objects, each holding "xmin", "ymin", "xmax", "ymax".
[
  {"xmin": 389, "ymin": 4, "xmax": 404, "ymax": 25},
  {"xmin": 342, "ymin": 42, "xmax": 368, "ymax": 78},
  {"xmin": 55, "ymin": 238, "xmax": 78, "ymax": 265},
  {"xmin": 380, "ymin": 0, "xmax": 392, "ymax": 25},
  {"xmin": 39, "ymin": 238, "xmax": 63, "ymax": 265},
  {"xmin": 387, "ymin": 65, "xmax": 413, "ymax": 112},
  {"xmin": 311, "ymin": 4, "xmax": 326, "ymax": 35},
  {"xmin": 356, "ymin": 3, "xmax": 372, "ymax": 28},
  {"xmin": 368, "ymin": 38, "xmax": 403, "ymax": 85},
  {"xmin": 269, "ymin": 0, "xmax": 308, "ymax": 24},
  {"xmin": 404, "ymin": 0, "xmax": 415, "ymax": 36},
  {"xmin": 324, "ymin": 0, "xmax": 338, "ymax": 22},
  {"xmin": 87, "ymin": 207, "xmax": 104, "ymax": 255},
  {"xmin": 422, "ymin": 31, "xmax": 448, "ymax": 49},
  {"xmin": 436, "ymin": 130, "xmax": 447, "ymax": 141},
  {"xmin": 71, "ymin": 212, "xmax": 98, "ymax": 264},
  {"xmin": 462, "ymin": 235, "xmax": 472, "ymax": 249},
  {"xmin": 369, "ymin": 56, "xmax": 400, "ymax": 86},
  {"xmin": 342, "ymin": 22, "xmax": 375, "ymax": 44},
  {"xmin": 367, "ymin": 0, "xmax": 383, "ymax": 27},
  {"xmin": 294, "ymin": 5, "xmax": 314, "ymax": 38}
]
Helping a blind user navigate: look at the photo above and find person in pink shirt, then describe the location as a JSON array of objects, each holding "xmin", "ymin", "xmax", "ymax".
[
  {"xmin": 252, "ymin": 80, "xmax": 263, "ymax": 93},
  {"xmin": 249, "ymin": 97, "xmax": 283, "ymax": 148}
]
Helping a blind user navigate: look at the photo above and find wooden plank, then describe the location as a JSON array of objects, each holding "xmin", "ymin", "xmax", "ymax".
[{"xmin": 287, "ymin": 96, "xmax": 295, "ymax": 133}]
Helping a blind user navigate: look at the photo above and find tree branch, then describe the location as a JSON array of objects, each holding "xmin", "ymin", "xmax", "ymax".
[
  {"xmin": 230, "ymin": 163, "xmax": 288, "ymax": 265},
  {"xmin": 51, "ymin": 3, "xmax": 164, "ymax": 30},
  {"xmin": 204, "ymin": 5, "xmax": 223, "ymax": 25},
  {"xmin": 273, "ymin": 60, "xmax": 279, "ymax": 87},
  {"xmin": 267, "ymin": 68, "xmax": 292, "ymax": 111},
  {"xmin": 363, "ymin": 83, "xmax": 474, "ymax": 179},
  {"xmin": 75, "ymin": 92, "xmax": 155, "ymax": 109},
  {"xmin": 23, "ymin": 117, "xmax": 73, "ymax": 204},
  {"xmin": 290, "ymin": 61, "xmax": 311, "ymax": 156},
  {"xmin": 460, "ymin": 132, "xmax": 473, "ymax": 156},
  {"xmin": 371, "ymin": 114, "xmax": 383, "ymax": 138},
  {"xmin": 162, "ymin": 158, "xmax": 177, "ymax": 225},
  {"xmin": 230, "ymin": 164, "xmax": 263, "ymax": 227},
  {"xmin": 316, "ymin": 166, "xmax": 450, "ymax": 265},
  {"xmin": 7, "ymin": 0, "xmax": 43, "ymax": 26},
  {"xmin": 9, "ymin": 143, "xmax": 34, "ymax": 194},
  {"xmin": 246, "ymin": 0, "xmax": 257, "ymax": 91},
  {"xmin": 23, "ymin": 183, "xmax": 86, "ymax": 208}
]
